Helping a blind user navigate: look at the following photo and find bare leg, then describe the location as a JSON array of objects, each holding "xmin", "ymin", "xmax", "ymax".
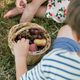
[
  {"xmin": 35, "ymin": 6, "xmax": 47, "ymax": 17},
  {"xmin": 4, "ymin": 0, "xmax": 47, "ymax": 19},
  {"xmin": 4, "ymin": 5, "xmax": 47, "ymax": 19},
  {"xmin": 4, "ymin": 8, "xmax": 24, "ymax": 18},
  {"xmin": 20, "ymin": 0, "xmax": 46, "ymax": 23}
]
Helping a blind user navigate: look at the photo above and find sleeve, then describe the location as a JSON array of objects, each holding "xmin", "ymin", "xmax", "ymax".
[
  {"xmin": 20, "ymin": 59, "xmax": 47, "ymax": 80},
  {"xmin": 52, "ymin": 37, "xmax": 80, "ymax": 52}
]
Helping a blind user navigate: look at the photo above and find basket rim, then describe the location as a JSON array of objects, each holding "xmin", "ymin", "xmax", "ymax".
[{"xmin": 8, "ymin": 22, "xmax": 51, "ymax": 56}]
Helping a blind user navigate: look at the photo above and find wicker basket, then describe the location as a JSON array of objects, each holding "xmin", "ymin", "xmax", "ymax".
[{"xmin": 8, "ymin": 22, "xmax": 51, "ymax": 65}]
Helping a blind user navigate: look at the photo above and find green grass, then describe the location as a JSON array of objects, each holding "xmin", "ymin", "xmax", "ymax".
[{"xmin": 0, "ymin": 0, "xmax": 63, "ymax": 80}]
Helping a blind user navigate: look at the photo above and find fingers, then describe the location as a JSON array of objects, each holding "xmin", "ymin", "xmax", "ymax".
[
  {"xmin": 16, "ymin": 0, "xmax": 21, "ymax": 8},
  {"xmin": 21, "ymin": 38, "xmax": 29, "ymax": 45},
  {"xmin": 21, "ymin": 38, "xmax": 26, "ymax": 42},
  {"xmin": 23, "ymin": 0, "xmax": 27, "ymax": 4},
  {"xmin": 20, "ymin": 0, "xmax": 26, "ymax": 8},
  {"xmin": 16, "ymin": 0, "xmax": 27, "ymax": 8},
  {"xmin": 21, "ymin": 38, "xmax": 29, "ymax": 43},
  {"xmin": 25, "ymin": 39, "xmax": 29, "ymax": 44},
  {"xmin": 15, "ymin": 38, "xmax": 29, "ymax": 44},
  {"xmin": 22, "ymin": 0, "xmax": 27, "ymax": 7}
]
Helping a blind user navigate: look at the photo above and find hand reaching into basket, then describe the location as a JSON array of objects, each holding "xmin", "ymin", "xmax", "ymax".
[
  {"xmin": 13, "ymin": 38, "xmax": 29, "ymax": 57},
  {"xmin": 13, "ymin": 38, "xmax": 29, "ymax": 80}
]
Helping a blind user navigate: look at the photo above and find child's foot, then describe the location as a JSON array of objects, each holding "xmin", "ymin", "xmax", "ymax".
[{"xmin": 4, "ymin": 8, "xmax": 24, "ymax": 18}]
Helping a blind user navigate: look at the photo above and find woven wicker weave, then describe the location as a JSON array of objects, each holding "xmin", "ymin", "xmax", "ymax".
[{"xmin": 8, "ymin": 22, "xmax": 51, "ymax": 65}]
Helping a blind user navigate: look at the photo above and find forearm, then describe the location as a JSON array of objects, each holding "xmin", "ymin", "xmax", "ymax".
[{"xmin": 15, "ymin": 56, "xmax": 27, "ymax": 80}]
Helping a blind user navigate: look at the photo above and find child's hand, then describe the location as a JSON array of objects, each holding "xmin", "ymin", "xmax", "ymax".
[
  {"xmin": 16, "ymin": 0, "xmax": 27, "ymax": 8},
  {"xmin": 13, "ymin": 38, "xmax": 29, "ymax": 58}
]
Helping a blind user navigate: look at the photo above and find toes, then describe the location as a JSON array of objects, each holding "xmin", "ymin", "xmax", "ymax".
[{"xmin": 4, "ymin": 11, "xmax": 12, "ymax": 18}]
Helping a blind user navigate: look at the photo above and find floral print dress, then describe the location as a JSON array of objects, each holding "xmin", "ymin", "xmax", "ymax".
[{"xmin": 46, "ymin": 0, "xmax": 70, "ymax": 23}]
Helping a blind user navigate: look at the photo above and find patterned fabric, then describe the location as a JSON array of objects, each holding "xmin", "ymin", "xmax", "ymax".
[
  {"xmin": 20, "ymin": 37, "xmax": 80, "ymax": 80},
  {"xmin": 46, "ymin": 0, "xmax": 70, "ymax": 23}
]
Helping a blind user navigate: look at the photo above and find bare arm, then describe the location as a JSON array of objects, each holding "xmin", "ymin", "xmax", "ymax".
[
  {"xmin": 15, "ymin": 56, "xmax": 27, "ymax": 80},
  {"xmin": 13, "ymin": 38, "xmax": 29, "ymax": 80}
]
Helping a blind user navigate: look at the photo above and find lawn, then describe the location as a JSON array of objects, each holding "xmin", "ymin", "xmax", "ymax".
[{"xmin": 0, "ymin": 0, "xmax": 63, "ymax": 80}]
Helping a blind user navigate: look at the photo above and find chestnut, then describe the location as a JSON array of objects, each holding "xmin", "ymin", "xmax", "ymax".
[
  {"xmin": 29, "ymin": 28, "xmax": 35, "ymax": 35},
  {"xmin": 34, "ymin": 29, "xmax": 39, "ymax": 35}
]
